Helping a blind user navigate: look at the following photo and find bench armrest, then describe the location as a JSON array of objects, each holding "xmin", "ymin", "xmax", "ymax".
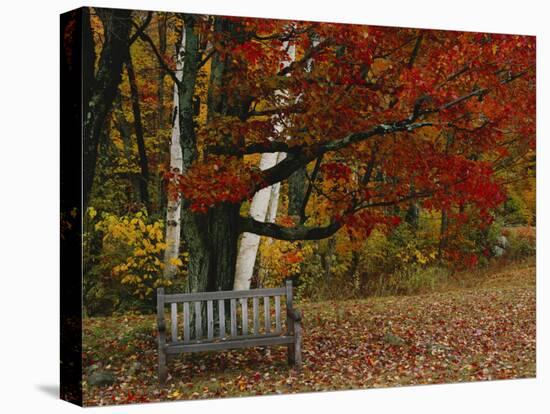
[{"xmin": 287, "ymin": 308, "xmax": 302, "ymax": 322}]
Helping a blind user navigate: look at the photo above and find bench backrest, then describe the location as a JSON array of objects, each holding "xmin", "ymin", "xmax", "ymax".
[{"xmin": 157, "ymin": 280, "xmax": 294, "ymax": 343}]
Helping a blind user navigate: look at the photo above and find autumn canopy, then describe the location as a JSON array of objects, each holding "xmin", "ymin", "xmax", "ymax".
[{"xmin": 69, "ymin": 9, "xmax": 535, "ymax": 296}]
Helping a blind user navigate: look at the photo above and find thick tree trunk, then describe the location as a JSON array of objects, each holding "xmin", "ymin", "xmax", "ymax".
[
  {"xmin": 176, "ymin": 16, "xmax": 241, "ymax": 294},
  {"xmin": 162, "ymin": 32, "xmax": 186, "ymax": 278},
  {"xmin": 83, "ymin": 9, "xmax": 132, "ymax": 210}
]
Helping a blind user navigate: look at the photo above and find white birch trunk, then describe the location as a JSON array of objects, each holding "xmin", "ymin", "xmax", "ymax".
[
  {"xmin": 233, "ymin": 43, "xmax": 295, "ymax": 290},
  {"xmin": 163, "ymin": 33, "xmax": 186, "ymax": 278},
  {"xmin": 233, "ymin": 152, "xmax": 280, "ymax": 290},
  {"xmin": 266, "ymin": 152, "xmax": 286, "ymax": 223}
]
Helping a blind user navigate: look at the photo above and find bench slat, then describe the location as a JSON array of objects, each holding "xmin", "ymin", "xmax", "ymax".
[
  {"xmin": 162, "ymin": 287, "xmax": 286, "ymax": 303},
  {"xmin": 166, "ymin": 335, "xmax": 294, "ymax": 354},
  {"xmin": 207, "ymin": 300, "xmax": 214, "ymax": 340},
  {"xmin": 242, "ymin": 299, "xmax": 248, "ymax": 335},
  {"xmin": 230, "ymin": 299, "xmax": 237, "ymax": 336},
  {"xmin": 264, "ymin": 296, "xmax": 270, "ymax": 333},
  {"xmin": 275, "ymin": 296, "xmax": 281, "ymax": 333},
  {"xmin": 171, "ymin": 303, "xmax": 178, "ymax": 341},
  {"xmin": 169, "ymin": 331, "xmax": 289, "ymax": 346},
  {"xmin": 183, "ymin": 302, "xmax": 190, "ymax": 342},
  {"xmin": 194, "ymin": 301, "xmax": 202, "ymax": 339},
  {"xmin": 218, "ymin": 299, "xmax": 225, "ymax": 338},
  {"xmin": 253, "ymin": 297, "xmax": 259, "ymax": 335}
]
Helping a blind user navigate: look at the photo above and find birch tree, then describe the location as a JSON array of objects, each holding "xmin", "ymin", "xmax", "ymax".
[
  {"xmin": 162, "ymin": 31, "xmax": 186, "ymax": 278},
  {"xmin": 233, "ymin": 43, "xmax": 295, "ymax": 291}
]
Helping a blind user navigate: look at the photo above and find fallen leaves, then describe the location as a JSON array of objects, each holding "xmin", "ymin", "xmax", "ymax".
[{"xmin": 82, "ymin": 260, "xmax": 535, "ymax": 406}]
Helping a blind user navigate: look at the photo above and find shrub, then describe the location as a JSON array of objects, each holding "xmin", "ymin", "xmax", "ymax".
[
  {"xmin": 84, "ymin": 208, "xmax": 187, "ymax": 315},
  {"xmin": 504, "ymin": 226, "xmax": 536, "ymax": 260}
]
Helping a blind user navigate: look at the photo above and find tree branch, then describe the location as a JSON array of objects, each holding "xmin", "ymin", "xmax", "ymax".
[
  {"xmin": 239, "ymin": 216, "xmax": 342, "ymax": 241},
  {"xmin": 129, "ymin": 12, "xmax": 152, "ymax": 45},
  {"xmin": 277, "ymin": 38, "xmax": 333, "ymax": 77},
  {"xmin": 130, "ymin": 20, "xmax": 183, "ymax": 89},
  {"xmin": 407, "ymin": 33, "xmax": 423, "ymax": 68}
]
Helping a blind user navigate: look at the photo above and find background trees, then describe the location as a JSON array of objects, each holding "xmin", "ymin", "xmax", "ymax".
[{"xmin": 79, "ymin": 8, "xmax": 535, "ymax": 315}]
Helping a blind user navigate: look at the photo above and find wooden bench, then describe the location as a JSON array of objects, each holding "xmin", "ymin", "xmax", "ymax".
[{"xmin": 156, "ymin": 280, "xmax": 302, "ymax": 384}]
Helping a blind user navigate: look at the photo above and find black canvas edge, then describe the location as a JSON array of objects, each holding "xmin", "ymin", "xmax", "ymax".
[{"xmin": 60, "ymin": 7, "xmax": 85, "ymax": 407}]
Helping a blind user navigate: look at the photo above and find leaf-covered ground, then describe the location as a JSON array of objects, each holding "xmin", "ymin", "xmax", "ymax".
[{"xmin": 82, "ymin": 260, "xmax": 535, "ymax": 406}]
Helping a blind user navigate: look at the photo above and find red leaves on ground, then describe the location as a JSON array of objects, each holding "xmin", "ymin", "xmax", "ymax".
[{"xmin": 82, "ymin": 261, "xmax": 535, "ymax": 406}]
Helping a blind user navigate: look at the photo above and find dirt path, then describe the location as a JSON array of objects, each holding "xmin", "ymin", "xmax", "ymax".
[{"xmin": 82, "ymin": 260, "xmax": 535, "ymax": 405}]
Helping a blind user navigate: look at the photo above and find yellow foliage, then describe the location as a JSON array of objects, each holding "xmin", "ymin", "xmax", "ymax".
[
  {"xmin": 259, "ymin": 239, "xmax": 304, "ymax": 287},
  {"xmin": 93, "ymin": 210, "xmax": 186, "ymax": 297}
]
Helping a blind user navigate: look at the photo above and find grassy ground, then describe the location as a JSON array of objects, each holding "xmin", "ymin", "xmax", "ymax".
[{"xmin": 82, "ymin": 258, "xmax": 536, "ymax": 406}]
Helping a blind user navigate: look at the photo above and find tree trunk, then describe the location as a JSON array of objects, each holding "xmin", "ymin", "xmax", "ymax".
[
  {"xmin": 113, "ymin": 98, "xmax": 142, "ymax": 205},
  {"xmin": 233, "ymin": 152, "xmax": 281, "ymax": 290},
  {"xmin": 83, "ymin": 8, "xmax": 132, "ymax": 210},
  {"xmin": 181, "ymin": 203, "xmax": 241, "ymax": 293},
  {"xmin": 266, "ymin": 152, "xmax": 286, "ymax": 222},
  {"xmin": 438, "ymin": 132, "xmax": 454, "ymax": 259},
  {"xmin": 288, "ymin": 166, "xmax": 307, "ymax": 218},
  {"xmin": 176, "ymin": 16, "xmax": 241, "ymax": 294},
  {"xmin": 126, "ymin": 54, "xmax": 151, "ymax": 212},
  {"xmin": 405, "ymin": 202, "xmax": 420, "ymax": 228},
  {"xmin": 157, "ymin": 14, "xmax": 167, "ymax": 128},
  {"xmin": 162, "ymin": 31, "xmax": 185, "ymax": 279},
  {"xmin": 288, "ymin": 36, "xmax": 318, "ymax": 222},
  {"xmin": 233, "ymin": 40, "xmax": 295, "ymax": 291},
  {"xmin": 439, "ymin": 208, "xmax": 449, "ymax": 258},
  {"xmin": 323, "ymin": 236, "xmax": 336, "ymax": 286}
]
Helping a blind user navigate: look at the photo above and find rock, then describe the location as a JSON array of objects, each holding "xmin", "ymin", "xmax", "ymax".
[
  {"xmin": 88, "ymin": 372, "xmax": 116, "ymax": 387},
  {"xmin": 384, "ymin": 332, "xmax": 406, "ymax": 346},
  {"xmin": 497, "ymin": 235, "xmax": 509, "ymax": 249},
  {"xmin": 86, "ymin": 363, "xmax": 100, "ymax": 374},
  {"xmin": 492, "ymin": 245, "xmax": 505, "ymax": 257}
]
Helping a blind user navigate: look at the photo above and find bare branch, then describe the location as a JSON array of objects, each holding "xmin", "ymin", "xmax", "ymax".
[
  {"xmin": 129, "ymin": 12, "xmax": 152, "ymax": 45},
  {"xmin": 239, "ymin": 216, "xmax": 342, "ymax": 241}
]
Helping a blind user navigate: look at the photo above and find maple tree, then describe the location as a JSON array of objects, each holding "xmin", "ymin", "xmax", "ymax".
[
  {"xmin": 150, "ymin": 15, "xmax": 535, "ymax": 292},
  {"xmin": 68, "ymin": 8, "xmax": 537, "ymax": 404},
  {"xmin": 77, "ymin": 9, "xmax": 535, "ymax": 296}
]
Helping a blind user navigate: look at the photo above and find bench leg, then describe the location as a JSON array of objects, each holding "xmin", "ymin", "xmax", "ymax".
[
  {"xmin": 287, "ymin": 317, "xmax": 295, "ymax": 365},
  {"xmin": 158, "ymin": 347, "xmax": 167, "ymax": 385},
  {"xmin": 287, "ymin": 342, "xmax": 295, "ymax": 365},
  {"xmin": 293, "ymin": 320, "xmax": 302, "ymax": 370}
]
